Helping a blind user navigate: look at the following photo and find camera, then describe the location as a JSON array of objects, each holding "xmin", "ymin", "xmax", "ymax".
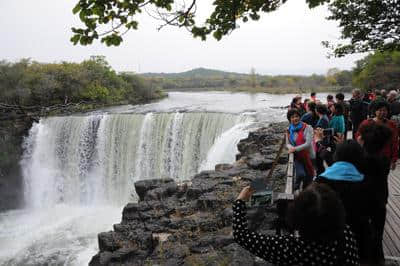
[
  {"xmin": 323, "ymin": 128, "xmax": 334, "ymax": 137},
  {"xmin": 322, "ymin": 128, "xmax": 335, "ymax": 147}
]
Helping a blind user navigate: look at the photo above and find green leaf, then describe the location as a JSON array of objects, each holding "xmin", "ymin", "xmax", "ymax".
[
  {"xmin": 72, "ymin": 4, "xmax": 81, "ymax": 15},
  {"xmin": 213, "ymin": 30, "xmax": 222, "ymax": 41},
  {"xmin": 70, "ymin": 35, "xmax": 80, "ymax": 45},
  {"xmin": 79, "ymin": 10, "xmax": 87, "ymax": 22}
]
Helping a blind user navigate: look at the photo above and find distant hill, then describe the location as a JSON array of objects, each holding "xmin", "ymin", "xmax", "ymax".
[
  {"xmin": 140, "ymin": 67, "xmax": 249, "ymax": 79},
  {"xmin": 137, "ymin": 67, "xmax": 352, "ymax": 93}
]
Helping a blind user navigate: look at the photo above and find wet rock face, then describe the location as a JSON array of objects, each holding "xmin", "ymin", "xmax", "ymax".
[
  {"xmin": 0, "ymin": 116, "xmax": 34, "ymax": 211},
  {"xmin": 90, "ymin": 122, "xmax": 288, "ymax": 266}
]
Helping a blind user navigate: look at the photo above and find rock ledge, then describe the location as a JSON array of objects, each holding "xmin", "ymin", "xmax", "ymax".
[{"xmin": 90, "ymin": 122, "xmax": 288, "ymax": 266}]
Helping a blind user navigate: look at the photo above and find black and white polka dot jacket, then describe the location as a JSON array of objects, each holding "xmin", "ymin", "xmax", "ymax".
[{"xmin": 232, "ymin": 199, "xmax": 359, "ymax": 265}]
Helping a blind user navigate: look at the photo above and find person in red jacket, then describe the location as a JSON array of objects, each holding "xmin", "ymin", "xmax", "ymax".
[{"xmin": 357, "ymin": 100, "xmax": 398, "ymax": 170}]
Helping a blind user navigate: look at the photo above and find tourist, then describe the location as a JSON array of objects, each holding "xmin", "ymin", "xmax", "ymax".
[
  {"xmin": 380, "ymin": 89, "xmax": 387, "ymax": 100},
  {"xmin": 303, "ymin": 98, "xmax": 310, "ymax": 113},
  {"xmin": 327, "ymin": 94, "xmax": 335, "ymax": 107},
  {"xmin": 286, "ymin": 109, "xmax": 315, "ymax": 190},
  {"xmin": 310, "ymin": 91, "xmax": 317, "ymax": 102},
  {"xmin": 336, "ymin": 92, "xmax": 350, "ymax": 138},
  {"xmin": 315, "ymin": 140, "xmax": 370, "ymax": 263},
  {"xmin": 327, "ymin": 94, "xmax": 335, "ymax": 117},
  {"xmin": 329, "ymin": 103, "xmax": 346, "ymax": 136},
  {"xmin": 388, "ymin": 90, "xmax": 400, "ymax": 118},
  {"xmin": 313, "ymin": 127, "xmax": 342, "ymax": 175},
  {"xmin": 357, "ymin": 123, "xmax": 393, "ymax": 265},
  {"xmin": 232, "ymin": 183, "xmax": 360, "ymax": 265},
  {"xmin": 301, "ymin": 101, "xmax": 318, "ymax": 128},
  {"xmin": 357, "ymin": 102, "xmax": 398, "ymax": 264},
  {"xmin": 374, "ymin": 90, "xmax": 382, "ymax": 101},
  {"xmin": 290, "ymin": 96, "xmax": 306, "ymax": 116},
  {"xmin": 349, "ymin": 89, "xmax": 368, "ymax": 138},
  {"xmin": 357, "ymin": 100, "xmax": 398, "ymax": 171},
  {"xmin": 315, "ymin": 104, "xmax": 329, "ymax": 129}
]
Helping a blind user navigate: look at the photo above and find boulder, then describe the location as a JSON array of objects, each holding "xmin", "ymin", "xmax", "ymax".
[
  {"xmin": 246, "ymin": 153, "xmax": 274, "ymax": 170},
  {"xmin": 134, "ymin": 178, "xmax": 175, "ymax": 201}
]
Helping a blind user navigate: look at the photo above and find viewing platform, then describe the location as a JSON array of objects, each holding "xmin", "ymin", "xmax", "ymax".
[{"xmin": 384, "ymin": 169, "xmax": 400, "ymax": 265}]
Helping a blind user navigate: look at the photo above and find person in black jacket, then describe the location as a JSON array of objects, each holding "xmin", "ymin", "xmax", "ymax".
[
  {"xmin": 233, "ymin": 183, "xmax": 359, "ymax": 265},
  {"xmin": 301, "ymin": 101, "xmax": 319, "ymax": 128},
  {"xmin": 315, "ymin": 104, "xmax": 330, "ymax": 129},
  {"xmin": 315, "ymin": 140, "xmax": 370, "ymax": 263},
  {"xmin": 357, "ymin": 123, "xmax": 393, "ymax": 265},
  {"xmin": 349, "ymin": 89, "xmax": 368, "ymax": 138}
]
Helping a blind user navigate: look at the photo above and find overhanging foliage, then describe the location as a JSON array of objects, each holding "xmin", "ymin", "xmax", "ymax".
[{"xmin": 71, "ymin": 0, "xmax": 399, "ymax": 57}]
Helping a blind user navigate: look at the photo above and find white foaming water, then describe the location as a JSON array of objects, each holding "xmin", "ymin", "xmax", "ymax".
[
  {"xmin": 0, "ymin": 205, "xmax": 121, "ymax": 266},
  {"xmin": 0, "ymin": 91, "xmax": 289, "ymax": 265},
  {"xmin": 200, "ymin": 119, "xmax": 255, "ymax": 171}
]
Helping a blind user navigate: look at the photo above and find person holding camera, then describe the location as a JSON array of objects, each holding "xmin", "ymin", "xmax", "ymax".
[
  {"xmin": 313, "ymin": 127, "xmax": 343, "ymax": 175},
  {"xmin": 232, "ymin": 183, "xmax": 359, "ymax": 265}
]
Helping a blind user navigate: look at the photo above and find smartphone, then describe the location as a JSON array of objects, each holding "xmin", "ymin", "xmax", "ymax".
[{"xmin": 250, "ymin": 178, "xmax": 266, "ymax": 193}]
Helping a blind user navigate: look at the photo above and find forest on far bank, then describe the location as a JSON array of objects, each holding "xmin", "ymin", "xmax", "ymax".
[
  {"xmin": 0, "ymin": 56, "xmax": 165, "ymax": 109},
  {"xmin": 141, "ymin": 50, "xmax": 400, "ymax": 94},
  {"xmin": 141, "ymin": 67, "xmax": 352, "ymax": 94},
  {"xmin": 1, "ymin": 50, "xmax": 399, "ymax": 110}
]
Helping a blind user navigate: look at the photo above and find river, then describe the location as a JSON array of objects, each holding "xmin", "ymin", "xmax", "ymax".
[{"xmin": 0, "ymin": 91, "xmax": 336, "ymax": 265}]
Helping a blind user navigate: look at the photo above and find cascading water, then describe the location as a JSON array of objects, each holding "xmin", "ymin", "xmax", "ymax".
[
  {"xmin": 0, "ymin": 91, "xmax": 293, "ymax": 265},
  {"xmin": 23, "ymin": 112, "xmax": 248, "ymax": 207},
  {"xmin": 0, "ymin": 110, "xmax": 255, "ymax": 265}
]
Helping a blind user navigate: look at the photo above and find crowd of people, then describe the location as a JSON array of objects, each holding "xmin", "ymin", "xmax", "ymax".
[{"xmin": 232, "ymin": 89, "xmax": 400, "ymax": 265}]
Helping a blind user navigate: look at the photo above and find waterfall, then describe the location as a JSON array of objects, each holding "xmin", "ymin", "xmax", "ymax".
[
  {"xmin": 22, "ymin": 112, "xmax": 252, "ymax": 208},
  {"xmin": 1, "ymin": 91, "xmax": 294, "ymax": 266}
]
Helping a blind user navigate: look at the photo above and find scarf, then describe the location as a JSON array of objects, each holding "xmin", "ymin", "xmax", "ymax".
[{"xmin": 289, "ymin": 122, "xmax": 304, "ymax": 145}]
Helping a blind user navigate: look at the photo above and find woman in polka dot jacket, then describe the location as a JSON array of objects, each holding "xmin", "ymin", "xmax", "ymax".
[{"xmin": 232, "ymin": 183, "xmax": 360, "ymax": 265}]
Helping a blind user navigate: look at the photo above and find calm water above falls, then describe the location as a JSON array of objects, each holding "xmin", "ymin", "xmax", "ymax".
[{"xmin": 0, "ymin": 91, "xmax": 335, "ymax": 265}]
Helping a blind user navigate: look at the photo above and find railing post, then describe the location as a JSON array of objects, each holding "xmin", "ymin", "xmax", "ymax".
[{"xmin": 285, "ymin": 153, "xmax": 294, "ymax": 194}]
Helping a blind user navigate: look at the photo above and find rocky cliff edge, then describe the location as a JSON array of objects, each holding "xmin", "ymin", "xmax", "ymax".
[{"xmin": 90, "ymin": 122, "xmax": 288, "ymax": 266}]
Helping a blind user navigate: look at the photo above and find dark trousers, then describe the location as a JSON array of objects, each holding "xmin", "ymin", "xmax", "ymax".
[
  {"xmin": 370, "ymin": 160, "xmax": 390, "ymax": 263},
  {"xmin": 294, "ymin": 174, "xmax": 312, "ymax": 191},
  {"xmin": 294, "ymin": 160, "xmax": 312, "ymax": 190},
  {"xmin": 370, "ymin": 204, "xmax": 387, "ymax": 263},
  {"xmin": 352, "ymin": 121, "xmax": 361, "ymax": 139}
]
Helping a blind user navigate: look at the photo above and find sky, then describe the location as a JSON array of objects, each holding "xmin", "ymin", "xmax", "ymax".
[{"xmin": 0, "ymin": 0, "xmax": 366, "ymax": 75}]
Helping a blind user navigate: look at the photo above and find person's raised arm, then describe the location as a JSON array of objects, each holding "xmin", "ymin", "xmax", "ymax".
[{"xmin": 233, "ymin": 186, "xmax": 299, "ymax": 265}]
